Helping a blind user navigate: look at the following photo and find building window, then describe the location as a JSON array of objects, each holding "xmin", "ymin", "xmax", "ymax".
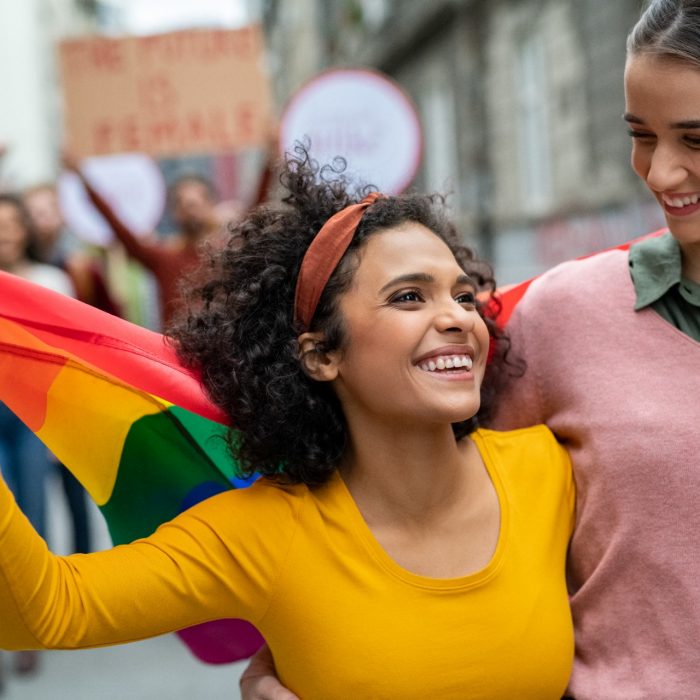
[
  {"xmin": 421, "ymin": 67, "xmax": 459, "ymax": 210},
  {"xmin": 515, "ymin": 31, "xmax": 552, "ymax": 213}
]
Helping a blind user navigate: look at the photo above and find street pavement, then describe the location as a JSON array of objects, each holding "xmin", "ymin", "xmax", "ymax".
[
  {"xmin": 0, "ymin": 473, "xmax": 248, "ymax": 700},
  {"xmin": 0, "ymin": 637, "xmax": 247, "ymax": 700}
]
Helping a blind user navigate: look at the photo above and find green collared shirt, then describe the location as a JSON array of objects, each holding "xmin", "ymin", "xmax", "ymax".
[{"xmin": 629, "ymin": 232, "xmax": 700, "ymax": 341}]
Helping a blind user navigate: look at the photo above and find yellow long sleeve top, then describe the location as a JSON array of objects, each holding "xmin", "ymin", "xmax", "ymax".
[{"xmin": 0, "ymin": 426, "xmax": 574, "ymax": 699}]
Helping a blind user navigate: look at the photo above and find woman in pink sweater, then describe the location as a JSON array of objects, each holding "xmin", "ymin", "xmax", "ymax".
[{"xmin": 241, "ymin": 1, "xmax": 700, "ymax": 698}]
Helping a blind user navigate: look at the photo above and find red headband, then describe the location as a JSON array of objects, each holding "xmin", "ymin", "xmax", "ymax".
[{"xmin": 294, "ymin": 192, "xmax": 382, "ymax": 330}]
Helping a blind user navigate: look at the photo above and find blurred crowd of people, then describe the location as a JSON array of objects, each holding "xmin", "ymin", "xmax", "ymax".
[{"xmin": 0, "ymin": 143, "xmax": 275, "ymax": 693}]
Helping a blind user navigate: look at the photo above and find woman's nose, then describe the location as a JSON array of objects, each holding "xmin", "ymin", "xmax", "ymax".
[
  {"xmin": 645, "ymin": 144, "xmax": 688, "ymax": 192},
  {"xmin": 434, "ymin": 300, "xmax": 476, "ymax": 334}
]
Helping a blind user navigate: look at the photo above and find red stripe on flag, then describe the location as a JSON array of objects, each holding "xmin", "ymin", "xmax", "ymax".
[
  {"xmin": 0, "ymin": 272, "xmax": 227, "ymax": 425},
  {"xmin": 0, "ymin": 338, "xmax": 66, "ymax": 432}
]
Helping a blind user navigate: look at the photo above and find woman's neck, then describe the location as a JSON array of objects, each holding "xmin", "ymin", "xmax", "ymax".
[{"xmin": 339, "ymin": 417, "xmax": 476, "ymax": 527}]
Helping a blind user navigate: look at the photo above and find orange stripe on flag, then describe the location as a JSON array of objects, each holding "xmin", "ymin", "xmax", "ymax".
[{"xmin": 0, "ymin": 318, "xmax": 66, "ymax": 431}]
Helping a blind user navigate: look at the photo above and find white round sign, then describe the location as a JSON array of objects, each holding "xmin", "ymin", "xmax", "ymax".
[
  {"xmin": 280, "ymin": 68, "xmax": 423, "ymax": 194},
  {"xmin": 58, "ymin": 153, "xmax": 166, "ymax": 246}
]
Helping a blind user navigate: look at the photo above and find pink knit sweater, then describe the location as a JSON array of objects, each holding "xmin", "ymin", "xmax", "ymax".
[{"xmin": 492, "ymin": 248, "xmax": 700, "ymax": 699}]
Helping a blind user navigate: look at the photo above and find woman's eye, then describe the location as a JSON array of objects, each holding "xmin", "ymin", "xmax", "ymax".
[
  {"xmin": 456, "ymin": 291, "xmax": 476, "ymax": 306},
  {"xmin": 391, "ymin": 290, "xmax": 423, "ymax": 304},
  {"xmin": 684, "ymin": 135, "xmax": 700, "ymax": 148},
  {"xmin": 627, "ymin": 129, "xmax": 655, "ymax": 141}
]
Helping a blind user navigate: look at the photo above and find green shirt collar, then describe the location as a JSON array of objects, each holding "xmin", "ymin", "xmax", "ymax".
[{"xmin": 628, "ymin": 232, "xmax": 697, "ymax": 309}]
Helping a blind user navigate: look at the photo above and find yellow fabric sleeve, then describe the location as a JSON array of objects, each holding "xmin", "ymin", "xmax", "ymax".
[
  {"xmin": 0, "ymin": 476, "xmax": 301, "ymax": 650},
  {"xmin": 1, "ymin": 427, "xmax": 574, "ymax": 698}
]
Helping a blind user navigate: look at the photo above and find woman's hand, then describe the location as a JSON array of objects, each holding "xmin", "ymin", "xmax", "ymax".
[{"xmin": 239, "ymin": 645, "xmax": 299, "ymax": 700}]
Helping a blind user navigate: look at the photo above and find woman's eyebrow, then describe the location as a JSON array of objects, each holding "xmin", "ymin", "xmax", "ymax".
[
  {"xmin": 623, "ymin": 112, "xmax": 700, "ymax": 129},
  {"xmin": 378, "ymin": 272, "xmax": 474, "ymax": 294},
  {"xmin": 456, "ymin": 274, "xmax": 476, "ymax": 287},
  {"xmin": 671, "ymin": 119, "xmax": 700, "ymax": 129},
  {"xmin": 379, "ymin": 273, "xmax": 434, "ymax": 294}
]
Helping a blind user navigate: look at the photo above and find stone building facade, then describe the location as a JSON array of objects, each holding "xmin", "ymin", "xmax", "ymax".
[
  {"xmin": 0, "ymin": 0, "xmax": 98, "ymax": 186},
  {"xmin": 262, "ymin": 0, "xmax": 663, "ymax": 283}
]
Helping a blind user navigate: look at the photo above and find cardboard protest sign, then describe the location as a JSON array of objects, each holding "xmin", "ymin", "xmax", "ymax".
[{"xmin": 59, "ymin": 26, "xmax": 272, "ymax": 158}]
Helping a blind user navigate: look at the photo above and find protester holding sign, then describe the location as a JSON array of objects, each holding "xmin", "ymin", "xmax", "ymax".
[
  {"xmin": 0, "ymin": 147, "xmax": 575, "ymax": 699},
  {"xmin": 64, "ymin": 148, "xmax": 275, "ymax": 329},
  {"xmin": 240, "ymin": 2, "xmax": 700, "ymax": 699},
  {"xmin": 64, "ymin": 153, "xmax": 221, "ymax": 329}
]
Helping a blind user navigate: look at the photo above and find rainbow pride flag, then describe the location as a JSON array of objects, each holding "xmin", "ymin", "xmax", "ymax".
[
  {"xmin": 0, "ymin": 271, "xmax": 262, "ymax": 663},
  {"xmin": 0, "ymin": 229, "xmax": 664, "ymax": 664}
]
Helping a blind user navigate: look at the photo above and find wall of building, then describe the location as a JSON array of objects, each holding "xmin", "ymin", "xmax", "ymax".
[
  {"xmin": 264, "ymin": 0, "xmax": 663, "ymax": 284},
  {"xmin": 485, "ymin": 0, "xmax": 663, "ymax": 282},
  {"xmin": 0, "ymin": 0, "xmax": 95, "ymax": 188}
]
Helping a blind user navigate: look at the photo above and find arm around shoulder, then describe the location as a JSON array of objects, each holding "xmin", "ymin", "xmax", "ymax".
[{"xmin": 240, "ymin": 644, "xmax": 301, "ymax": 700}]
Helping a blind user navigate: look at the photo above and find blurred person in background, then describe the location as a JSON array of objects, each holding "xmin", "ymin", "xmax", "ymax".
[
  {"xmin": 0, "ymin": 145, "xmax": 7, "ymax": 193},
  {"xmin": 0, "ymin": 193, "xmax": 76, "ymax": 678},
  {"xmin": 23, "ymin": 182, "xmax": 122, "ymax": 558},
  {"xmin": 63, "ymin": 153, "xmax": 219, "ymax": 330},
  {"xmin": 23, "ymin": 182, "xmax": 121, "ymax": 318},
  {"xmin": 63, "ymin": 144, "xmax": 276, "ymax": 331}
]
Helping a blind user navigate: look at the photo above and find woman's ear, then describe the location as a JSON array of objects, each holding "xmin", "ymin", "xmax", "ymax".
[{"xmin": 297, "ymin": 332, "xmax": 339, "ymax": 382}]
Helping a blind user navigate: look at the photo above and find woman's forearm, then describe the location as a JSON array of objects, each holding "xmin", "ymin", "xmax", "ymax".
[{"xmin": 0, "ymin": 476, "xmax": 249, "ymax": 650}]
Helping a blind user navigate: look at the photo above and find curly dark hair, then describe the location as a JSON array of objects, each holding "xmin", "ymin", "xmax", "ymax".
[{"xmin": 171, "ymin": 144, "xmax": 516, "ymax": 487}]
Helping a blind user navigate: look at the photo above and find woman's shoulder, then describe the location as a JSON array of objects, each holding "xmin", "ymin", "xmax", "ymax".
[
  {"xmin": 471, "ymin": 425, "xmax": 568, "ymax": 463},
  {"xmin": 524, "ymin": 248, "xmax": 629, "ymax": 305},
  {"xmin": 506, "ymin": 248, "xmax": 634, "ymax": 350},
  {"xmin": 183, "ymin": 477, "xmax": 311, "ymax": 525},
  {"xmin": 474, "ymin": 423, "xmax": 555, "ymax": 441},
  {"xmin": 471, "ymin": 426, "xmax": 573, "ymax": 505}
]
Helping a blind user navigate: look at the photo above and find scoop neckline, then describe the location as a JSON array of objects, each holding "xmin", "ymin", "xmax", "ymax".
[{"xmin": 331, "ymin": 429, "xmax": 509, "ymax": 591}]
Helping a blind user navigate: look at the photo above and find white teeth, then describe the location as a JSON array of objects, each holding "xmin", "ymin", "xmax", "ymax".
[
  {"xmin": 663, "ymin": 193, "xmax": 700, "ymax": 208},
  {"xmin": 418, "ymin": 355, "xmax": 473, "ymax": 372}
]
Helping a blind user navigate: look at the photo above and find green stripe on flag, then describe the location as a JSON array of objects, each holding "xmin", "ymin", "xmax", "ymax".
[{"xmin": 101, "ymin": 407, "xmax": 235, "ymax": 543}]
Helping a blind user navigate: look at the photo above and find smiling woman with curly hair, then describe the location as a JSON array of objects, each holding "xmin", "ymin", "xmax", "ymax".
[
  {"xmin": 172, "ymin": 144, "xmax": 511, "ymax": 487},
  {"xmin": 0, "ymin": 144, "xmax": 575, "ymax": 699}
]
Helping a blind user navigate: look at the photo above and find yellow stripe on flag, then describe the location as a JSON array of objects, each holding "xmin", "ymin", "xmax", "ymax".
[{"xmin": 38, "ymin": 361, "xmax": 168, "ymax": 506}]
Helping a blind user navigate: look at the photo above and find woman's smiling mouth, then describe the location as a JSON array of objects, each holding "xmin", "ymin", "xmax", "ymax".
[{"xmin": 418, "ymin": 355, "xmax": 473, "ymax": 372}]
